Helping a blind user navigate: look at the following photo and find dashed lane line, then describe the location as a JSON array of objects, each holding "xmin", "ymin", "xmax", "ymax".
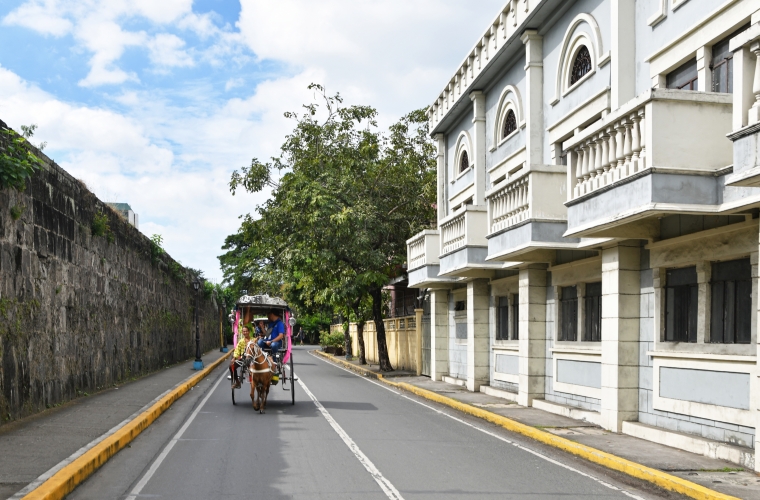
[
  {"xmin": 310, "ymin": 351, "xmax": 646, "ymax": 500},
  {"xmin": 297, "ymin": 373, "xmax": 405, "ymax": 500}
]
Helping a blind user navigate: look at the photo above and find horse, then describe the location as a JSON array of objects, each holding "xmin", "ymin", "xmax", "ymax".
[{"xmin": 245, "ymin": 342, "xmax": 275, "ymax": 413}]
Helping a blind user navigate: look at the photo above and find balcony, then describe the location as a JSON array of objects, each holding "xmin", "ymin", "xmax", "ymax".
[
  {"xmin": 406, "ymin": 230, "xmax": 455, "ymax": 288},
  {"xmin": 485, "ymin": 165, "xmax": 578, "ymax": 262},
  {"xmin": 438, "ymin": 205, "xmax": 503, "ymax": 277},
  {"xmin": 562, "ymin": 89, "xmax": 736, "ymax": 238}
]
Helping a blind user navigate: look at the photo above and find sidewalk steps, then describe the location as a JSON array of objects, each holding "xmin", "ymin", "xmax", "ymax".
[
  {"xmin": 441, "ymin": 376, "xmax": 466, "ymax": 387},
  {"xmin": 532, "ymin": 399, "xmax": 602, "ymax": 426},
  {"xmin": 479, "ymin": 385, "xmax": 518, "ymax": 402}
]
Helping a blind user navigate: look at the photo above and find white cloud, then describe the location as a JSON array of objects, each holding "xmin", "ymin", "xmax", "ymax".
[
  {"xmin": 225, "ymin": 78, "xmax": 244, "ymax": 91},
  {"xmin": 237, "ymin": 0, "xmax": 507, "ymax": 119},
  {"xmin": 147, "ymin": 33, "xmax": 194, "ymax": 68}
]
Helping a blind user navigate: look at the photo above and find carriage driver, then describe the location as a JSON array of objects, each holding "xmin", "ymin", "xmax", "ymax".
[
  {"xmin": 258, "ymin": 309, "xmax": 285, "ymax": 370},
  {"xmin": 229, "ymin": 325, "xmax": 252, "ymax": 388}
]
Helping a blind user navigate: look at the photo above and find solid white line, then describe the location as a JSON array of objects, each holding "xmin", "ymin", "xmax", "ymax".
[
  {"xmin": 124, "ymin": 371, "xmax": 227, "ymax": 500},
  {"xmin": 310, "ymin": 352, "xmax": 646, "ymax": 500},
  {"xmin": 297, "ymin": 373, "xmax": 405, "ymax": 500},
  {"xmin": 9, "ymin": 388, "xmax": 180, "ymax": 500}
]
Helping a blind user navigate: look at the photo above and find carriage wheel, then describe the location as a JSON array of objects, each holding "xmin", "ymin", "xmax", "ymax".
[{"xmin": 290, "ymin": 352, "xmax": 295, "ymax": 405}]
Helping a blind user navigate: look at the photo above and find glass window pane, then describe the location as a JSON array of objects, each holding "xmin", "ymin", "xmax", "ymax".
[
  {"xmin": 736, "ymin": 279, "xmax": 752, "ymax": 344},
  {"xmin": 710, "ymin": 281, "xmax": 724, "ymax": 343}
]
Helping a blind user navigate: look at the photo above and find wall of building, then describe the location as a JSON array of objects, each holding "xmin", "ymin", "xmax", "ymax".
[{"xmin": 0, "ymin": 143, "xmax": 220, "ymax": 425}]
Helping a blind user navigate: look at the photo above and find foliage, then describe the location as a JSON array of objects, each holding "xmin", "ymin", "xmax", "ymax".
[
  {"xmin": 0, "ymin": 125, "xmax": 44, "ymax": 192},
  {"xmin": 10, "ymin": 205, "xmax": 24, "ymax": 221},
  {"xmin": 319, "ymin": 330, "xmax": 345, "ymax": 348},
  {"xmin": 91, "ymin": 212, "xmax": 114, "ymax": 244},
  {"xmin": 150, "ymin": 234, "xmax": 165, "ymax": 266},
  {"xmin": 220, "ymin": 84, "xmax": 436, "ymax": 370}
]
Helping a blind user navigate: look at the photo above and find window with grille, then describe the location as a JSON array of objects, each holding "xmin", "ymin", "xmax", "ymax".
[
  {"xmin": 511, "ymin": 294, "xmax": 520, "ymax": 340},
  {"xmin": 710, "ymin": 258, "xmax": 751, "ymax": 344},
  {"xmin": 665, "ymin": 266, "xmax": 698, "ymax": 342},
  {"xmin": 666, "ymin": 59, "xmax": 698, "ymax": 90},
  {"xmin": 497, "ymin": 296, "xmax": 509, "ymax": 340},
  {"xmin": 459, "ymin": 151, "xmax": 469, "ymax": 173},
  {"xmin": 570, "ymin": 46, "xmax": 592, "ymax": 85},
  {"xmin": 559, "ymin": 286, "xmax": 578, "ymax": 341},
  {"xmin": 584, "ymin": 282, "xmax": 602, "ymax": 342},
  {"xmin": 502, "ymin": 109, "xmax": 517, "ymax": 139}
]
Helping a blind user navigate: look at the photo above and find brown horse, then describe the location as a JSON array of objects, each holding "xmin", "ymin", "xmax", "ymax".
[{"xmin": 246, "ymin": 342, "xmax": 275, "ymax": 413}]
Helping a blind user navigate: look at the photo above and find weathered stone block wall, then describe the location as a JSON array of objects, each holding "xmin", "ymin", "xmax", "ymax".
[{"xmin": 0, "ymin": 131, "xmax": 220, "ymax": 425}]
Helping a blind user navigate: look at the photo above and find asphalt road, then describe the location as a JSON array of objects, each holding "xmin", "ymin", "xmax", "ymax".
[{"xmin": 68, "ymin": 346, "xmax": 684, "ymax": 499}]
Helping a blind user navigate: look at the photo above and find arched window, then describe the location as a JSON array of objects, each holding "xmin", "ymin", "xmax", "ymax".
[
  {"xmin": 460, "ymin": 151, "xmax": 470, "ymax": 173},
  {"xmin": 502, "ymin": 109, "xmax": 517, "ymax": 139},
  {"xmin": 570, "ymin": 46, "xmax": 592, "ymax": 85}
]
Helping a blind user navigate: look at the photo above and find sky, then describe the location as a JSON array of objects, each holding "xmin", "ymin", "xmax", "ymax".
[{"xmin": 0, "ymin": 0, "xmax": 505, "ymax": 283}]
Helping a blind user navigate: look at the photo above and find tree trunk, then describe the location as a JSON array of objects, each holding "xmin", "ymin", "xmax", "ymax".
[
  {"xmin": 357, "ymin": 320, "xmax": 366, "ymax": 365},
  {"xmin": 342, "ymin": 319, "xmax": 353, "ymax": 360},
  {"xmin": 370, "ymin": 287, "xmax": 393, "ymax": 371}
]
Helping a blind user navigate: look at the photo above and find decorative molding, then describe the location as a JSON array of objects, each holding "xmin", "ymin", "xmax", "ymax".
[
  {"xmin": 493, "ymin": 84, "xmax": 526, "ymax": 150},
  {"xmin": 647, "ymin": 0, "xmax": 667, "ymax": 27},
  {"xmin": 551, "ymin": 13, "xmax": 607, "ymax": 106}
]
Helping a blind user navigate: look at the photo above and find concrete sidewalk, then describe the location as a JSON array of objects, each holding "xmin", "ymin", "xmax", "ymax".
[
  {"xmin": 319, "ymin": 352, "xmax": 760, "ymax": 500},
  {"xmin": 0, "ymin": 349, "xmax": 229, "ymax": 500}
]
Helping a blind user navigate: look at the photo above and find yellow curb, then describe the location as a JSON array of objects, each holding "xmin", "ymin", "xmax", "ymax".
[
  {"xmin": 314, "ymin": 350, "xmax": 739, "ymax": 500},
  {"xmin": 22, "ymin": 353, "xmax": 231, "ymax": 500}
]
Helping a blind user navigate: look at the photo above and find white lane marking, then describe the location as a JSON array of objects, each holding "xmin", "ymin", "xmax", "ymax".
[
  {"xmin": 124, "ymin": 371, "xmax": 227, "ymax": 500},
  {"xmin": 311, "ymin": 352, "xmax": 645, "ymax": 500},
  {"xmin": 297, "ymin": 374, "xmax": 405, "ymax": 500}
]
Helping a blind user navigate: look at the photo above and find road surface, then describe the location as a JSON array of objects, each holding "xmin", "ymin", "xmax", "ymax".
[{"xmin": 67, "ymin": 346, "xmax": 682, "ymax": 499}]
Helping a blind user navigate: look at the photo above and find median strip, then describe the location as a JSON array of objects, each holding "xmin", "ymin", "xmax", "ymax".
[
  {"xmin": 21, "ymin": 353, "xmax": 231, "ymax": 500},
  {"xmin": 313, "ymin": 350, "xmax": 739, "ymax": 500}
]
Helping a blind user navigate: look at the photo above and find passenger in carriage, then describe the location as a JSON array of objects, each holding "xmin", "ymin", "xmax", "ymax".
[
  {"xmin": 258, "ymin": 309, "xmax": 285, "ymax": 369},
  {"xmin": 229, "ymin": 325, "xmax": 252, "ymax": 388}
]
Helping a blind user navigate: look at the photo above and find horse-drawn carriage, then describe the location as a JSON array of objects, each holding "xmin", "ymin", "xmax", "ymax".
[{"xmin": 229, "ymin": 294, "xmax": 296, "ymax": 410}]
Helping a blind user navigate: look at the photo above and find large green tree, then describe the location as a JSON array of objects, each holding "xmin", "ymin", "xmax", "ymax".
[{"xmin": 221, "ymin": 85, "xmax": 435, "ymax": 371}]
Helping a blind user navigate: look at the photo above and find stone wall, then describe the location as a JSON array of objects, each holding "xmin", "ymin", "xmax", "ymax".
[{"xmin": 0, "ymin": 130, "xmax": 220, "ymax": 425}]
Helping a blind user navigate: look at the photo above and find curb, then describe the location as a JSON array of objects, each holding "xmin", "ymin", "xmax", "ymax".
[
  {"xmin": 313, "ymin": 350, "xmax": 739, "ymax": 500},
  {"xmin": 22, "ymin": 353, "xmax": 231, "ymax": 500}
]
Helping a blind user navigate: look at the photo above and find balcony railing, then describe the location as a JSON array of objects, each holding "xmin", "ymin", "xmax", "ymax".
[
  {"xmin": 563, "ymin": 89, "xmax": 732, "ymax": 202},
  {"xmin": 441, "ymin": 213, "xmax": 466, "ymax": 255},
  {"xmin": 489, "ymin": 175, "xmax": 529, "ymax": 234},
  {"xmin": 406, "ymin": 230, "xmax": 440, "ymax": 271},
  {"xmin": 439, "ymin": 205, "xmax": 488, "ymax": 256}
]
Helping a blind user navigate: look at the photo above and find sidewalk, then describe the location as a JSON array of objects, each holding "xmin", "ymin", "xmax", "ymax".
[
  {"xmin": 316, "ymin": 351, "xmax": 760, "ymax": 500},
  {"xmin": 0, "ymin": 349, "xmax": 229, "ymax": 500}
]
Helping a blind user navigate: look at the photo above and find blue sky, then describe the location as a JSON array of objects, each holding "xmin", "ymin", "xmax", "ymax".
[{"xmin": 0, "ymin": 0, "xmax": 505, "ymax": 282}]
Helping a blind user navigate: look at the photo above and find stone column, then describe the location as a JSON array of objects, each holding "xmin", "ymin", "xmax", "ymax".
[
  {"xmin": 435, "ymin": 134, "xmax": 447, "ymax": 223},
  {"xmin": 611, "ymin": 0, "xmax": 635, "ymax": 109},
  {"xmin": 430, "ymin": 288, "xmax": 450, "ymax": 381},
  {"xmin": 470, "ymin": 91, "xmax": 486, "ymax": 206},
  {"xmin": 467, "ymin": 279, "xmax": 490, "ymax": 391},
  {"xmin": 518, "ymin": 265, "xmax": 548, "ymax": 406},
  {"xmin": 521, "ymin": 30, "xmax": 543, "ymax": 166},
  {"xmin": 600, "ymin": 241, "xmax": 641, "ymax": 432},
  {"xmin": 415, "ymin": 308, "xmax": 423, "ymax": 376},
  {"xmin": 696, "ymin": 46, "xmax": 713, "ymax": 93}
]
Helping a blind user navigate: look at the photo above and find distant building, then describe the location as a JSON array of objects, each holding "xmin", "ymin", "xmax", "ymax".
[{"xmin": 107, "ymin": 203, "xmax": 139, "ymax": 229}]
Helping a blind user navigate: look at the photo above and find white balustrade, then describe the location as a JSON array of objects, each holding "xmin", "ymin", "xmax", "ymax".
[
  {"xmin": 407, "ymin": 235, "xmax": 426, "ymax": 270},
  {"xmin": 427, "ymin": 1, "xmax": 537, "ymax": 131},
  {"xmin": 571, "ymin": 104, "xmax": 648, "ymax": 199},
  {"xmin": 489, "ymin": 175, "xmax": 530, "ymax": 233},
  {"xmin": 440, "ymin": 213, "xmax": 466, "ymax": 255}
]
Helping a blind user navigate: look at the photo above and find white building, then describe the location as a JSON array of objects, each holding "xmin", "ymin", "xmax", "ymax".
[{"xmin": 407, "ymin": 0, "xmax": 760, "ymax": 470}]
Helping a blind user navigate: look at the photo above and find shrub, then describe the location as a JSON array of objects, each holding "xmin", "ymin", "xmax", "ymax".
[
  {"xmin": 92, "ymin": 212, "xmax": 110, "ymax": 237},
  {"xmin": 0, "ymin": 127, "xmax": 43, "ymax": 192},
  {"xmin": 319, "ymin": 330, "xmax": 345, "ymax": 348},
  {"xmin": 10, "ymin": 205, "xmax": 24, "ymax": 220}
]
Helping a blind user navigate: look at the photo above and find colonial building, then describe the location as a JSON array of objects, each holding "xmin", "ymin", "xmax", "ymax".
[{"xmin": 407, "ymin": 0, "xmax": 760, "ymax": 471}]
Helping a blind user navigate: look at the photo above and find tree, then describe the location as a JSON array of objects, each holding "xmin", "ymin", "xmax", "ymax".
[
  {"xmin": 0, "ymin": 124, "xmax": 44, "ymax": 191},
  {"xmin": 223, "ymin": 84, "xmax": 436, "ymax": 371}
]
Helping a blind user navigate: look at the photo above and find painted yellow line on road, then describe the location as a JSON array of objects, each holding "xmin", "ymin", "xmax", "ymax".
[
  {"xmin": 314, "ymin": 350, "xmax": 740, "ymax": 500},
  {"xmin": 22, "ymin": 353, "xmax": 231, "ymax": 500}
]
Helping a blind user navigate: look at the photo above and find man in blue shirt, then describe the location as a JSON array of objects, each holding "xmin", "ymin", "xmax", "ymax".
[{"xmin": 258, "ymin": 309, "xmax": 285, "ymax": 369}]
